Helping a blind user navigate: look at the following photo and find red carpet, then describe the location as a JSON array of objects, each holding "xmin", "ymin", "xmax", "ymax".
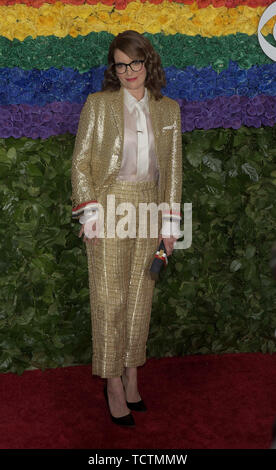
[{"xmin": 1, "ymin": 353, "xmax": 276, "ymax": 449}]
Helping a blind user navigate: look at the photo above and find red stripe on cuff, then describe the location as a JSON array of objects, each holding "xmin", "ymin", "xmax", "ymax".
[
  {"xmin": 72, "ymin": 200, "xmax": 98, "ymax": 212},
  {"xmin": 162, "ymin": 209, "xmax": 181, "ymax": 216}
]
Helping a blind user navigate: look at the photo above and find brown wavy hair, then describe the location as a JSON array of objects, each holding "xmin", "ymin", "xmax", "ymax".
[{"xmin": 101, "ymin": 30, "xmax": 166, "ymax": 100}]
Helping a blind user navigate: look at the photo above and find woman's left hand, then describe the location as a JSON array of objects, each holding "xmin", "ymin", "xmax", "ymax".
[{"xmin": 158, "ymin": 233, "xmax": 178, "ymax": 256}]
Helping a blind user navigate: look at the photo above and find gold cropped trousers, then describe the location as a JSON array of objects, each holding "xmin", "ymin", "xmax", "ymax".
[{"xmin": 85, "ymin": 179, "xmax": 161, "ymax": 378}]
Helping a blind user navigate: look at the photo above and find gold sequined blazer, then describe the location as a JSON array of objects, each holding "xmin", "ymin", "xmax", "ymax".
[{"xmin": 71, "ymin": 86, "xmax": 182, "ymax": 221}]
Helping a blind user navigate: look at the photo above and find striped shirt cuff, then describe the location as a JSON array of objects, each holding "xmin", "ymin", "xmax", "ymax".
[
  {"xmin": 72, "ymin": 200, "xmax": 98, "ymax": 220},
  {"xmin": 161, "ymin": 218, "xmax": 181, "ymax": 238},
  {"xmin": 162, "ymin": 209, "xmax": 182, "ymax": 222},
  {"xmin": 80, "ymin": 208, "xmax": 99, "ymax": 225}
]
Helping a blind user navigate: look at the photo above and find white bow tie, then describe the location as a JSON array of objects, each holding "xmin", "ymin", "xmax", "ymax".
[{"xmin": 134, "ymin": 100, "xmax": 149, "ymax": 178}]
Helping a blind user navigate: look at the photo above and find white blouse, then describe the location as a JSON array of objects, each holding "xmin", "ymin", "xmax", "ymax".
[{"xmin": 116, "ymin": 86, "xmax": 159, "ymax": 183}]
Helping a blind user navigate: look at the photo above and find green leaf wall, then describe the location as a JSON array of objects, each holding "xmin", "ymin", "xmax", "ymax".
[{"xmin": 1, "ymin": 127, "xmax": 276, "ymax": 375}]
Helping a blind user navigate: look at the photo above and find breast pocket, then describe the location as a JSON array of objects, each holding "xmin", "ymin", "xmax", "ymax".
[
  {"xmin": 160, "ymin": 126, "xmax": 174, "ymax": 157},
  {"xmin": 162, "ymin": 124, "xmax": 175, "ymax": 131}
]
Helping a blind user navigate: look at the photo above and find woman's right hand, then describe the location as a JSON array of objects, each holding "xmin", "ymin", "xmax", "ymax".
[
  {"xmin": 158, "ymin": 233, "xmax": 177, "ymax": 257},
  {"xmin": 78, "ymin": 222, "xmax": 99, "ymax": 245}
]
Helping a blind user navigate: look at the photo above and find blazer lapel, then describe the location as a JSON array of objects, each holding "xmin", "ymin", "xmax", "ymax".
[
  {"xmin": 148, "ymin": 88, "xmax": 161, "ymax": 171},
  {"xmin": 148, "ymin": 90, "xmax": 162, "ymax": 202},
  {"xmin": 110, "ymin": 86, "xmax": 124, "ymax": 142},
  {"xmin": 108, "ymin": 86, "xmax": 124, "ymax": 179}
]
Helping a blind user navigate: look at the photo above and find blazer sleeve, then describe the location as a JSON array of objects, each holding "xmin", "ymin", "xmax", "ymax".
[
  {"xmin": 161, "ymin": 101, "xmax": 183, "ymax": 238},
  {"xmin": 71, "ymin": 93, "xmax": 99, "ymax": 221}
]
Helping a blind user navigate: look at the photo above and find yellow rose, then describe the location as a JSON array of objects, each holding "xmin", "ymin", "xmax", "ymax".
[
  {"xmin": 191, "ymin": 16, "xmax": 202, "ymax": 28},
  {"xmin": 110, "ymin": 12, "xmax": 122, "ymax": 23},
  {"xmin": 37, "ymin": 14, "xmax": 56, "ymax": 29},
  {"xmin": 18, "ymin": 23, "xmax": 37, "ymax": 41},
  {"xmin": 125, "ymin": 3, "xmax": 140, "ymax": 16},
  {"xmin": 89, "ymin": 22, "xmax": 106, "ymax": 33},
  {"xmin": 86, "ymin": 16, "xmax": 98, "ymax": 26},
  {"xmin": 147, "ymin": 23, "xmax": 162, "ymax": 35},
  {"xmin": 106, "ymin": 23, "xmax": 121, "ymax": 34},
  {"xmin": 96, "ymin": 12, "xmax": 110, "ymax": 23},
  {"xmin": 120, "ymin": 14, "xmax": 131, "ymax": 25},
  {"xmin": 4, "ymin": 10, "xmax": 18, "ymax": 24},
  {"xmin": 70, "ymin": 22, "xmax": 90, "ymax": 37},
  {"xmin": 54, "ymin": 25, "xmax": 68, "ymax": 38},
  {"xmin": 71, "ymin": 18, "xmax": 86, "ymax": 31},
  {"xmin": 135, "ymin": 10, "xmax": 152, "ymax": 26},
  {"xmin": 69, "ymin": 28, "xmax": 79, "ymax": 39},
  {"xmin": 177, "ymin": 21, "xmax": 195, "ymax": 35},
  {"xmin": 74, "ymin": 5, "xmax": 92, "ymax": 19},
  {"xmin": 205, "ymin": 6, "xmax": 222, "ymax": 23},
  {"xmin": 242, "ymin": 23, "xmax": 256, "ymax": 35},
  {"xmin": 168, "ymin": 21, "xmax": 180, "ymax": 35},
  {"xmin": 157, "ymin": 15, "xmax": 169, "ymax": 26},
  {"xmin": 80, "ymin": 24, "xmax": 91, "ymax": 36},
  {"xmin": 228, "ymin": 9, "xmax": 238, "ymax": 21},
  {"xmin": 40, "ymin": 3, "xmax": 57, "ymax": 16},
  {"xmin": 0, "ymin": 24, "xmax": 14, "ymax": 41},
  {"xmin": 161, "ymin": 4, "xmax": 179, "ymax": 18}
]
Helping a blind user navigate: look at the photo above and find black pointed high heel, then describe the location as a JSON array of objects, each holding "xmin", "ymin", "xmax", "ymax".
[
  {"xmin": 103, "ymin": 384, "xmax": 135, "ymax": 427},
  {"xmin": 121, "ymin": 376, "xmax": 147, "ymax": 412},
  {"xmin": 126, "ymin": 398, "xmax": 147, "ymax": 412}
]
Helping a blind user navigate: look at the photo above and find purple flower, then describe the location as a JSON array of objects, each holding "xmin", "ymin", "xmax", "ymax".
[
  {"xmin": 50, "ymin": 102, "xmax": 65, "ymax": 112},
  {"xmin": 2, "ymin": 120, "xmax": 12, "ymax": 131},
  {"xmin": 62, "ymin": 102, "xmax": 74, "ymax": 115},
  {"xmin": 229, "ymin": 103, "xmax": 241, "ymax": 113},
  {"xmin": 12, "ymin": 110, "xmax": 24, "ymax": 122},
  {"xmin": 194, "ymin": 117, "xmax": 207, "ymax": 129},
  {"xmin": 1, "ymin": 128, "xmax": 12, "ymax": 138},
  {"xmin": 29, "ymin": 112, "xmax": 41, "ymax": 125},
  {"xmin": 261, "ymin": 117, "xmax": 275, "ymax": 126},
  {"xmin": 0, "ymin": 107, "xmax": 12, "ymax": 120},
  {"xmin": 40, "ymin": 110, "xmax": 52, "ymax": 123},
  {"xmin": 11, "ymin": 126, "xmax": 23, "ymax": 138},
  {"xmin": 246, "ymin": 103, "xmax": 264, "ymax": 116},
  {"xmin": 23, "ymin": 125, "xmax": 33, "ymax": 136},
  {"xmin": 67, "ymin": 122, "xmax": 78, "ymax": 135},
  {"xmin": 54, "ymin": 112, "xmax": 64, "ymax": 124},
  {"xmin": 212, "ymin": 117, "xmax": 223, "ymax": 128},
  {"xmin": 29, "ymin": 128, "xmax": 41, "ymax": 139},
  {"xmin": 244, "ymin": 116, "xmax": 261, "ymax": 127},
  {"xmin": 40, "ymin": 126, "xmax": 51, "ymax": 140}
]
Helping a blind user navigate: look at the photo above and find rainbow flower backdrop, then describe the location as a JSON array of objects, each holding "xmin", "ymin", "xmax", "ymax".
[{"xmin": 0, "ymin": 0, "xmax": 275, "ymax": 138}]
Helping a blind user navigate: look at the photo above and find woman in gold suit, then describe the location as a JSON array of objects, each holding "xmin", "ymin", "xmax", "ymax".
[{"xmin": 71, "ymin": 30, "xmax": 182, "ymax": 427}]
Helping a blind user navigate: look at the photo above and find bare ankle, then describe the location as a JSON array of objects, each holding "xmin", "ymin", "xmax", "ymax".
[
  {"xmin": 124, "ymin": 367, "xmax": 137, "ymax": 378},
  {"xmin": 107, "ymin": 377, "xmax": 123, "ymax": 391}
]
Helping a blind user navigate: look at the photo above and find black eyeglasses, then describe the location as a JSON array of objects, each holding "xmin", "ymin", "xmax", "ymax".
[{"xmin": 113, "ymin": 60, "xmax": 145, "ymax": 74}]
